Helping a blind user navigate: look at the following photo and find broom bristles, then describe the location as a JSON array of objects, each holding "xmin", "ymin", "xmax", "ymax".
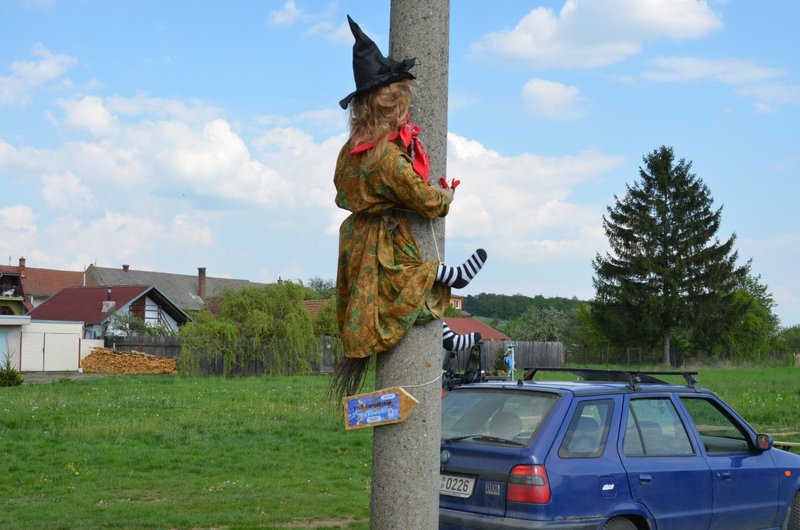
[{"xmin": 329, "ymin": 356, "xmax": 371, "ymax": 406}]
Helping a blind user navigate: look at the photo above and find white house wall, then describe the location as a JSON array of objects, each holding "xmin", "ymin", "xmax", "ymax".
[
  {"xmin": 142, "ymin": 295, "xmax": 180, "ymax": 331},
  {"xmin": 0, "ymin": 315, "xmax": 30, "ymax": 370},
  {"xmin": 21, "ymin": 321, "xmax": 84, "ymax": 372},
  {"xmin": 105, "ymin": 295, "xmax": 181, "ymax": 337},
  {"xmin": 1, "ymin": 328, "xmax": 22, "ymax": 370}
]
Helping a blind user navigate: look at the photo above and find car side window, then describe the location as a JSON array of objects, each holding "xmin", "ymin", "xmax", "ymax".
[
  {"xmin": 623, "ymin": 398, "xmax": 694, "ymax": 457},
  {"xmin": 559, "ymin": 399, "xmax": 613, "ymax": 458},
  {"xmin": 680, "ymin": 397, "xmax": 752, "ymax": 455}
]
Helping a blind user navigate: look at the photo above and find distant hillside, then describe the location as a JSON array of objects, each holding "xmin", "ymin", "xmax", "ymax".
[{"xmin": 463, "ymin": 293, "xmax": 585, "ymax": 321}]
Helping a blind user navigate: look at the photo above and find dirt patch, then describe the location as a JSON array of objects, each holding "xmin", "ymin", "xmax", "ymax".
[
  {"xmin": 273, "ymin": 518, "xmax": 361, "ymax": 529},
  {"xmin": 21, "ymin": 371, "xmax": 111, "ymax": 384}
]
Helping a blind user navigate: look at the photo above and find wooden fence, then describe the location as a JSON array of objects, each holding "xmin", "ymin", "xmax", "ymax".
[
  {"xmin": 102, "ymin": 335, "xmax": 562, "ymax": 377},
  {"xmin": 445, "ymin": 340, "xmax": 564, "ymax": 376},
  {"xmin": 104, "ymin": 335, "xmax": 336, "ymax": 376},
  {"xmin": 105, "ymin": 336, "xmax": 183, "ymax": 359}
]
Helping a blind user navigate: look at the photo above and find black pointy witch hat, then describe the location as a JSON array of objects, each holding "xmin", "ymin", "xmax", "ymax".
[{"xmin": 339, "ymin": 15, "xmax": 416, "ymax": 109}]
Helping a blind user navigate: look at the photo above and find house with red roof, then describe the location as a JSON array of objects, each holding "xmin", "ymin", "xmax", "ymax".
[
  {"xmin": 0, "ymin": 257, "xmax": 91, "ymax": 312},
  {"xmin": 28, "ymin": 285, "xmax": 191, "ymax": 339},
  {"xmin": 301, "ymin": 299, "xmax": 509, "ymax": 342},
  {"xmin": 1, "ymin": 257, "xmax": 267, "ymax": 316},
  {"xmin": 443, "ymin": 316, "xmax": 510, "ymax": 342},
  {"xmin": 0, "ymin": 270, "xmax": 25, "ymax": 316}
]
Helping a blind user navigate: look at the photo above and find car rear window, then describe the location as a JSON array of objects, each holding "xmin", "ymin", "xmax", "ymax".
[{"xmin": 442, "ymin": 389, "xmax": 558, "ymax": 445}]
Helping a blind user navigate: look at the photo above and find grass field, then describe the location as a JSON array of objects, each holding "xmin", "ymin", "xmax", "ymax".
[
  {"xmin": 1, "ymin": 366, "xmax": 798, "ymax": 529},
  {"xmin": 1, "ymin": 375, "xmax": 371, "ymax": 529}
]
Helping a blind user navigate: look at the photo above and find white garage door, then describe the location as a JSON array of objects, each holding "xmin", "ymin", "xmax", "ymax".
[
  {"xmin": 21, "ymin": 332, "xmax": 44, "ymax": 371},
  {"xmin": 44, "ymin": 333, "xmax": 80, "ymax": 371},
  {"xmin": 21, "ymin": 332, "xmax": 81, "ymax": 371}
]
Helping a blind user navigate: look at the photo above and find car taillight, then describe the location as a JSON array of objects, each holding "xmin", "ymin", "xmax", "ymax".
[{"xmin": 507, "ymin": 464, "xmax": 551, "ymax": 504}]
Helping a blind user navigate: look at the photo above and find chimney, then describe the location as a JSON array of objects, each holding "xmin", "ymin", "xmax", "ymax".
[
  {"xmin": 101, "ymin": 287, "xmax": 115, "ymax": 312},
  {"xmin": 18, "ymin": 257, "xmax": 25, "ymax": 277},
  {"xmin": 122, "ymin": 264, "xmax": 129, "ymax": 272},
  {"xmin": 198, "ymin": 267, "xmax": 207, "ymax": 299}
]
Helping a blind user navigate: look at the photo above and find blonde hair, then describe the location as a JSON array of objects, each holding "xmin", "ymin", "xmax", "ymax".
[{"xmin": 349, "ymin": 80, "xmax": 414, "ymax": 157}]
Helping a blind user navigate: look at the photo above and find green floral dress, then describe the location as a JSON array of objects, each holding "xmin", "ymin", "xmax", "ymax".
[{"xmin": 334, "ymin": 138, "xmax": 452, "ymax": 359}]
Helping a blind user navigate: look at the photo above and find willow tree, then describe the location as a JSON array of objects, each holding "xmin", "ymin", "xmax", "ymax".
[
  {"xmin": 592, "ymin": 146, "xmax": 746, "ymax": 365},
  {"xmin": 179, "ymin": 281, "xmax": 318, "ymax": 375}
]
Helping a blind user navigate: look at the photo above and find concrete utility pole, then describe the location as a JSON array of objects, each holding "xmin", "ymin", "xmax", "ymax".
[{"xmin": 370, "ymin": 1, "xmax": 449, "ymax": 529}]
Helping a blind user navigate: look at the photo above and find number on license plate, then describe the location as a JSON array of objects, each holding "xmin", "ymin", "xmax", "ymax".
[{"xmin": 440, "ymin": 474, "xmax": 475, "ymax": 498}]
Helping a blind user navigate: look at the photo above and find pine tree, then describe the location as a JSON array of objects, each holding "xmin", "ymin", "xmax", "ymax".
[{"xmin": 592, "ymin": 146, "xmax": 746, "ymax": 365}]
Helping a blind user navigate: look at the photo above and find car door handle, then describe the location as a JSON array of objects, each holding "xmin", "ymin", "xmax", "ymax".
[
  {"xmin": 638, "ymin": 474, "xmax": 652, "ymax": 485},
  {"xmin": 716, "ymin": 472, "xmax": 732, "ymax": 481}
]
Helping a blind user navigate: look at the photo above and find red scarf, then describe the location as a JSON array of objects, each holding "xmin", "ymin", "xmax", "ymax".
[{"xmin": 350, "ymin": 115, "xmax": 431, "ymax": 182}]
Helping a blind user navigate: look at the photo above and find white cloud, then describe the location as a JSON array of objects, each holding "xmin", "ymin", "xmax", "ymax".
[
  {"xmin": 306, "ymin": 21, "xmax": 353, "ymax": 44},
  {"xmin": 0, "ymin": 43, "xmax": 76, "ymax": 105},
  {"xmin": 154, "ymin": 118, "xmax": 291, "ymax": 205},
  {"xmin": 643, "ymin": 56, "xmax": 785, "ymax": 84},
  {"xmin": 267, "ymin": 3, "xmax": 351, "ymax": 44},
  {"xmin": 40, "ymin": 171, "xmax": 97, "ymax": 210},
  {"xmin": 0, "ymin": 204, "xmax": 38, "ymax": 231},
  {"xmin": 738, "ymin": 82, "xmax": 800, "ymax": 112},
  {"xmin": 523, "ymin": 78, "xmax": 585, "ymax": 120},
  {"xmin": 105, "ymin": 93, "xmax": 222, "ymax": 124},
  {"xmin": 36, "ymin": 209, "xmax": 217, "ymax": 268},
  {"xmin": 58, "ymin": 95, "xmax": 119, "ymax": 135},
  {"xmin": 13, "ymin": 95, "xmax": 299, "ymax": 206},
  {"xmin": 642, "ymin": 57, "xmax": 799, "ymax": 112},
  {"xmin": 0, "ymin": 76, "xmax": 24, "ymax": 105},
  {"xmin": 0, "ymin": 137, "xmax": 14, "ymax": 160},
  {"xmin": 170, "ymin": 214, "xmax": 214, "ymax": 246},
  {"xmin": 11, "ymin": 43, "xmax": 75, "ymax": 85},
  {"xmin": 253, "ymin": 126, "xmax": 346, "ymax": 212},
  {"xmin": 445, "ymin": 133, "xmax": 624, "ymax": 263},
  {"xmin": 739, "ymin": 234, "xmax": 800, "ymax": 326},
  {"xmin": 269, "ymin": 1, "xmax": 304, "ymax": 26},
  {"xmin": 256, "ymin": 108, "xmax": 347, "ymax": 136},
  {"xmin": 0, "ymin": 205, "xmax": 38, "ymax": 255},
  {"xmin": 473, "ymin": 0, "xmax": 723, "ymax": 68}
]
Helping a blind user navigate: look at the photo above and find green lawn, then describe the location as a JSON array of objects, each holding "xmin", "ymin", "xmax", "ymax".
[
  {"xmin": 691, "ymin": 366, "xmax": 800, "ymax": 444},
  {"xmin": 1, "ymin": 375, "xmax": 371, "ymax": 529},
  {"xmin": 538, "ymin": 365, "xmax": 800, "ymax": 445},
  {"xmin": 1, "ymin": 366, "xmax": 798, "ymax": 529}
]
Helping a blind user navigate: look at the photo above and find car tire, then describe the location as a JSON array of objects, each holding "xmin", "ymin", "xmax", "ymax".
[
  {"xmin": 789, "ymin": 491, "xmax": 800, "ymax": 530},
  {"xmin": 603, "ymin": 517, "xmax": 637, "ymax": 530}
]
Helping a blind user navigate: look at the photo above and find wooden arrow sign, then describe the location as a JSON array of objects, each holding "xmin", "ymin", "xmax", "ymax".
[{"xmin": 343, "ymin": 386, "xmax": 419, "ymax": 430}]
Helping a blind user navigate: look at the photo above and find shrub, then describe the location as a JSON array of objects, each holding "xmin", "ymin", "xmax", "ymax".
[{"xmin": 0, "ymin": 358, "xmax": 23, "ymax": 387}]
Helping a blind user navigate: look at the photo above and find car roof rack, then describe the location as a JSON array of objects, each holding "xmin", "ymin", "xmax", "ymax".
[{"xmin": 522, "ymin": 367, "xmax": 699, "ymax": 391}]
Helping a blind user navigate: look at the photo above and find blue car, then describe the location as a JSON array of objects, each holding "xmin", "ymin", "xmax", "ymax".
[{"xmin": 440, "ymin": 368, "xmax": 800, "ymax": 530}]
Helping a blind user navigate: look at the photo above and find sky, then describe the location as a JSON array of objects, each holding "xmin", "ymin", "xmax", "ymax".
[{"xmin": 1, "ymin": 0, "xmax": 799, "ymax": 327}]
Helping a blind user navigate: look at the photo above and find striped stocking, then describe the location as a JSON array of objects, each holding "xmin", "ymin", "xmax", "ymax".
[
  {"xmin": 442, "ymin": 322, "xmax": 482, "ymax": 352},
  {"xmin": 436, "ymin": 249, "xmax": 487, "ymax": 289}
]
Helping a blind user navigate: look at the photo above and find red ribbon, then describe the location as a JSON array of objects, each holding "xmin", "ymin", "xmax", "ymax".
[
  {"xmin": 439, "ymin": 177, "xmax": 460, "ymax": 190},
  {"xmin": 350, "ymin": 115, "xmax": 431, "ymax": 181}
]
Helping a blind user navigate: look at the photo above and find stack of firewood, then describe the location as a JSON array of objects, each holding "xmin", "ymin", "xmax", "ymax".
[{"xmin": 82, "ymin": 347, "xmax": 177, "ymax": 374}]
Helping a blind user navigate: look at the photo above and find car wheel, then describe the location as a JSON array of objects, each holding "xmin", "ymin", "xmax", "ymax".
[
  {"xmin": 789, "ymin": 491, "xmax": 800, "ymax": 530},
  {"xmin": 603, "ymin": 517, "xmax": 637, "ymax": 530}
]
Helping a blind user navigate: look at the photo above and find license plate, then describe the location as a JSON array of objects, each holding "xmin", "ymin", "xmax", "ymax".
[{"xmin": 440, "ymin": 474, "xmax": 475, "ymax": 498}]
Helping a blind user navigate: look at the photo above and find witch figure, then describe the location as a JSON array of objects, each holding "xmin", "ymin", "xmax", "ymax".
[{"xmin": 331, "ymin": 16, "xmax": 487, "ymax": 399}]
